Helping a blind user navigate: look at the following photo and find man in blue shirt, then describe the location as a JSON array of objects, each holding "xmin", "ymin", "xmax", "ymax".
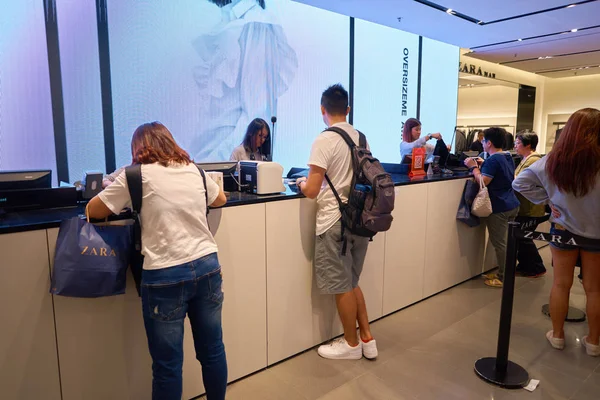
[{"xmin": 465, "ymin": 127, "xmax": 520, "ymax": 288}]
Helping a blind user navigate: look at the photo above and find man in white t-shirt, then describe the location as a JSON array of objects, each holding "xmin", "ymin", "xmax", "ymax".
[{"xmin": 296, "ymin": 84, "xmax": 378, "ymax": 360}]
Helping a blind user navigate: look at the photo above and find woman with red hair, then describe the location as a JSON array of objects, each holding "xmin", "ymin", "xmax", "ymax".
[
  {"xmin": 87, "ymin": 122, "xmax": 228, "ymax": 398},
  {"xmin": 513, "ymin": 108, "xmax": 600, "ymax": 357},
  {"xmin": 399, "ymin": 118, "xmax": 443, "ymax": 163}
]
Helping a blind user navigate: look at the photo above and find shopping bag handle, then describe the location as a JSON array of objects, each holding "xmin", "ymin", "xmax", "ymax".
[{"xmin": 85, "ymin": 203, "xmax": 108, "ymax": 224}]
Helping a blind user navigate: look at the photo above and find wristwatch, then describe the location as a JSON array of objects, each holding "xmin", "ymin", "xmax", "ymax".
[
  {"xmin": 468, "ymin": 166, "xmax": 477, "ymax": 173},
  {"xmin": 428, "ymin": 134, "xmax": 432, "ymax": 140}
]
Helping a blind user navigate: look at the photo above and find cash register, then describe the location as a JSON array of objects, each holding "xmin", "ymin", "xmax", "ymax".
[
  {"xmin": 0, "ymin": 170, "xmax": 77, "ymax": 216},
  {"xmin": 239, "ymin": 161, "xmax": 285, "ymax": 195}
]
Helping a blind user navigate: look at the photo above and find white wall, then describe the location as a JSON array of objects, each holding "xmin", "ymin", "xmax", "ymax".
[
  {"xmin": 543, "ymin": 74, "xmax": 600, "ymax": 114},
  {"xmin": 457, "ymin": 85, "xmax": 519, "ymax": 132},
  {"xmin": 542, "ymin": 74, "xmax": 600, "ymax": 151}
]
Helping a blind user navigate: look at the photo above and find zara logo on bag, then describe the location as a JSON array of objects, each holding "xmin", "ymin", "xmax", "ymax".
[
  {"xmin": 80, "ymin": 246, "xmax": 117, "ymax": 257},
  {"xmin": 523, "ymin": 231, "xmax": 578, "ymax": 246}
]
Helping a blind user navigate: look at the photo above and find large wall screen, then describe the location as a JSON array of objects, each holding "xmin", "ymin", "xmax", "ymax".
[
  {"xmin": 353, "ymin": 19, "xmax": 419, "ymax": 163},
  {"xmin": 419, "ymin": 37, "xmax": 460, "ymax": 151},
  {"xmin": 1, "ymin": 0, "xmax": 461, "ymax": 180},
  {"xmin": 107, "ymin": 0, "xmax": 349, "ymax": 172},
  {"xmin": 0, "ymin": 0, "xmax": 57, "ymax": 183}
]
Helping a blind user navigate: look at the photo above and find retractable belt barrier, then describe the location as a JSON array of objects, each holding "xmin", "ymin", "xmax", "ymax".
[{"xmin": 475, "ymin": 218, "xmax": 600, "ymax": 388}]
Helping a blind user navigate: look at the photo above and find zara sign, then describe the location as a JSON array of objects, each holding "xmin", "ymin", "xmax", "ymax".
[{"xmin": 459, "ymin": 62, "xmax": 496, "ymax": 78}]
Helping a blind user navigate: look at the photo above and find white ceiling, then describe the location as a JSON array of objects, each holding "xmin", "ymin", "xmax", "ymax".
[{"xmin": 293, "ymin": 0, "xmax": 600, "ymax": 78}]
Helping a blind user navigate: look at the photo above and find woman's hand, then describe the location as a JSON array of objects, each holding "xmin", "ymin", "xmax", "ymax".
[
  {"xmin": 430, "ymin": 133, "xmax": 442, "ymax": 140},
  {"xmin": 464, "ymin": 157, "xmax": 478, "ymax": 169}
]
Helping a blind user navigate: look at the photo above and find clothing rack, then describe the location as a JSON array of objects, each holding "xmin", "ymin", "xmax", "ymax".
[
  {"xmin": 455, "ymin": 125, "xmax": 516, "ymax": 153},
  {"xmin": 457, "ymin": 125, "xmax": 515, "ymax": 132}
]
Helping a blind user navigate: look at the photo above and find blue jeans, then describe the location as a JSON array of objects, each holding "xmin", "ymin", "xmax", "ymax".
[{"xmin": 141, "ymin": 253, "xmax": 227, "ymax": 400}]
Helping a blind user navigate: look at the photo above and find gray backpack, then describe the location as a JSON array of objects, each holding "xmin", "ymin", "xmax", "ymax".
[{"xmin": 324, "ymin": 127, "xmax": 395, "ymax": 253}]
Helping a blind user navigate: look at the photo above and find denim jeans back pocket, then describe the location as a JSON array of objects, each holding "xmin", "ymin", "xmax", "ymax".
[
  {"xmin": 143, "ymin": 281, "xmax": 186, "ymax": 322},
  {"xmin": 207, "ymin": 270, "xmax": 224, "ymax": 305}
]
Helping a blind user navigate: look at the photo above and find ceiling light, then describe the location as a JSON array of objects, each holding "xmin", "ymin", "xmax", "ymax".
[
  {"xmin": 518, "ymin": 38, "xmax": 523, "ymax": 41},
  {"xmin": 567, "ymin": 4, "xmax": 576, "ymax": 8},
  {"xmin": 446, "ymin": 8, "xmax": 455, "ymax": 14},
  {"xmin": 571, "ymin": 28, "xmax": 578, "ymax": 32}
]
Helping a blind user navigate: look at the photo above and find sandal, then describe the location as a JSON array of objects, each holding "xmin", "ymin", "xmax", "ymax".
[
  {"xmin": 483, "ymin": 273, "xmax": 499, "ymax": 280},
  {"xmin": 484, "ymin": 278, "xmax": 503, "ymax": 288}
]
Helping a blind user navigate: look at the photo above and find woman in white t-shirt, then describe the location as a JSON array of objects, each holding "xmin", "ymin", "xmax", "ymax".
[{"xmin": 87, "ymin": 122, "xmax": 228, "ymax": 400}]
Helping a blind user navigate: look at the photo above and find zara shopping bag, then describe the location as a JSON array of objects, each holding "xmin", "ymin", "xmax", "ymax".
[
  {"xmin": 50, "ymin": 213, "xmax": 132, "ymax": 298},
  {"xmin": 471, "ymin": 176, "xmax": 493, "ymax": 218},
  {"xmin": 456, "ymin": 179, "xmax": 481, "ymax": 227}
]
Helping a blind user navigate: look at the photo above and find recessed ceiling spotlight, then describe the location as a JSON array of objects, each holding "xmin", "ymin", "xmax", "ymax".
[
  {"xmin": 518, "ymin": 38, "xmax": 523, "ymax": 41},
  {"xmin": 571, "ymin": 28, "xmax": 578, "ymax": 32}
]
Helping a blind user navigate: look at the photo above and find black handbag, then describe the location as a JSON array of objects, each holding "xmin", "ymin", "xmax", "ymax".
[{"xmin": 456, "ymin": 179, "xmax": 481, "ymax": 227}]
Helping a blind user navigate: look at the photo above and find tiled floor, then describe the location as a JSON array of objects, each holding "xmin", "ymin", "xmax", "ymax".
[{"xmin": 204, "ymin": 247, "xmax": 600, "ymax": 399}]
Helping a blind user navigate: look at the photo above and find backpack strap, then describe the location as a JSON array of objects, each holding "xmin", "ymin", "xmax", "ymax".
[
  {"xmin": 125, "ymin": 164, "xmax": 143, "ymax": 296},
  {"xmin": 194, "ymin": 164, "xmax": 211, "ymax": 230},
  {"xmin": 125, "ymin": 164, "xmax": 142, "ymax": 216},
  {"xmin": 194, "ymin": 165, "xmax": 209, "ymax": 215},
  {"xmin": 356, "ymin": 130, "xmax": 367, "ymax": 148},
  {"xmin": 325, "ymin": 174, "xmax": 344, "ymax": 210}
]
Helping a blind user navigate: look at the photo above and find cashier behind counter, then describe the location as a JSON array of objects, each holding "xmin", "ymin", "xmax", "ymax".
[
  {"xmin": 229, "ymin": 118, "xmax": 271, "ymax": 162},
  {"xmin": 400, "ymin": 118, "xmax": 451, "ymax": 164}
]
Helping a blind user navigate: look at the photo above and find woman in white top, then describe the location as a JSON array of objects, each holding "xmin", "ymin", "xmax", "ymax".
[
  {"xmin": 87, "ymin": 122, "xmax": 228, "ymax": 399},
  {"xmin": 229, "ymin": 117, "xmax": 271, "ymax": 161},
  {"xmin": 399, "ymin": 118, "xmax": 443, "ymax": 163}
]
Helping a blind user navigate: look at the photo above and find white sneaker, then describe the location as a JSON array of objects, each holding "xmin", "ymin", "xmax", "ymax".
[
  {"xmin": 362, "ymin": 338, "xmax": 378, "ymax": 359},
  {"xmin": 546, "ymin": 330, "xmax": 565, "ymax": 350},
  {"xmin": 582, "ymin": 336, "xmax": 600, "ymax": 357},
  {"xmin": 317, "ymin": 338, "xmax": 362, "ymax": 360}
]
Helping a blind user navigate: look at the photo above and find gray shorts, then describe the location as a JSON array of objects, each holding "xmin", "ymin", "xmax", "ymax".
[{"xmin": 314, "ymin": 221, "xmax": 369, "ymax": 295}]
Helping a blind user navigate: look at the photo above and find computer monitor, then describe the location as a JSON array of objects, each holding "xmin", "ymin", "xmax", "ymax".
[
  {"xmin": 195, "ymin": 162, "xmax": 237, "ymax": 176},
  {"xmin": 0, "ymin": 170, "xmax": 52, "ymax": 190},
  {"xmin": 196, "ymin": 162, "xmax": 238, "ymax": 191}
]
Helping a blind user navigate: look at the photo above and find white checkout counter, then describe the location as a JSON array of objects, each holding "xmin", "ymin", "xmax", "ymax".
[{"xmin": 0, "ymin": 176, "xmax": 487, "ymax": 399}]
